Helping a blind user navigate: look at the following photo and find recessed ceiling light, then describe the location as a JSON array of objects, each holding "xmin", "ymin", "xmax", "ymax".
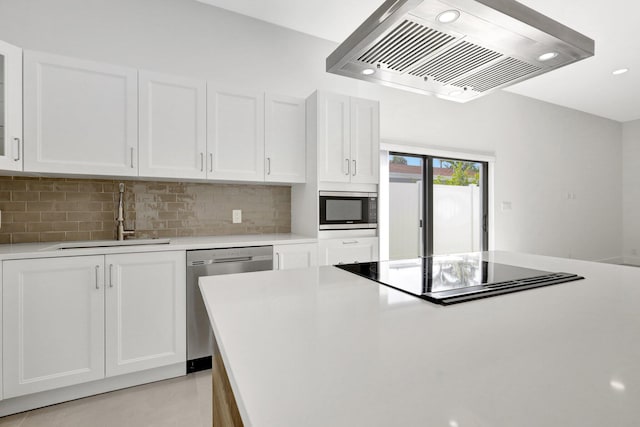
[
  {"xmin": 610, "ymin": 379, "xmax": 626, "ymax": 391},
  {"xmin": 538, "ymin": 52, "xmax": 558, "ymax": 61},
  {"xmin": 449, "ymin": 90, "xmax": 463, "ymax": 96},
  {"xmin": 361, "ymin": 68, "xmax": 375, "ymax": 75},
  {"xmin": 612, "ymin": 68, "xmax": 629, "ymax": 75},
  {"xmin": 437, "ymin": 10, "xmax": 460, "ymax": 24}
]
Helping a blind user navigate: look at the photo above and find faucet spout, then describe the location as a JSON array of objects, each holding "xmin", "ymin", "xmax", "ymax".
[{"xmin": 116, "ymin": 183, "xmax": 135, "ymax": 241}]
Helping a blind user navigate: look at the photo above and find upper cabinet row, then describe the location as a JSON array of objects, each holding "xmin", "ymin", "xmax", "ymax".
[{"xmin": 18, "ymin": 50, "xmax": 306, "ymax": 183}]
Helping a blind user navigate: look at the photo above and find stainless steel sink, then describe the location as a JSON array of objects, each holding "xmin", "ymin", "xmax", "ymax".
[{"xmin": 49, "ymin": 238, "xmax": 171, "ymax": 250}]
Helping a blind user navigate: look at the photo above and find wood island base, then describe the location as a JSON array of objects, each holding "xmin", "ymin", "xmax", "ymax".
[{"xmin": 212, "ymin": 339, "xmax": 244, "ymax": 427}]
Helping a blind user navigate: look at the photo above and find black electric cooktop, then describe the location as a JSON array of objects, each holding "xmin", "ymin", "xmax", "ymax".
[{"xmin": 336, "ymin": 254, "xmax": 584, "ymax": 305}]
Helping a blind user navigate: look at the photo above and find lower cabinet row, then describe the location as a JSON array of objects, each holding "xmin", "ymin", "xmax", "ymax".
[
  {"xmin": 274, "ymin": 238, "xmax": 379, "ymax": 268},
  {"xmin": 0, "ymin": 240, "xmax": 377, "ymax": 402},
  {"xmin": 1, "ymin": 251, "xmax": 186, "ymax": 399}
]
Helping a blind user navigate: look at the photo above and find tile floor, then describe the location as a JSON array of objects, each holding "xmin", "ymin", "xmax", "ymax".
[{"xmin": 0, "ymin": 370, "xmax": 212, "ymax": 427}]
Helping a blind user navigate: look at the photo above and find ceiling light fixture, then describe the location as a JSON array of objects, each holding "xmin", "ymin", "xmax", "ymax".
[
  {"xmin": 610, "ymin": 379, "xmax": 626, "ymax": 391},
  {"xmin": 437, "ymin": 10, "xmax": 461, "ymax": 24},
  {"xmin": 612, "ymin": 68, "xmax": 629, "ymax": 75},
  {"xmin": 361, "ymin": 68, "xmax": 375, "ymax": 75},
  {"xmin": 538, "ymin": 52, "xmax": 558, "ymax": 61}
]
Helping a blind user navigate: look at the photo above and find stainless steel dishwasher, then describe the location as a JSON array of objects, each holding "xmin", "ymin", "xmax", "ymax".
[{"xmin": 186, "ymin": 246, "xmax": 273, "ymax": 373}]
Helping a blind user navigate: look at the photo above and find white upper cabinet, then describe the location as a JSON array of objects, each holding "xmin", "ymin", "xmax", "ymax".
[
  {"xmin": 317, "ymin": 92, "xmax": 351, "ymax": 183},
  {"xmin": 315, "ymin": 92, "xmax": 379, "ymax": 184},
  {"xmin": 23, "ymin": 51, "xmax": 138, "ymax": 176},
  {"xmin": 0, "ymin": 39, "xmax": 23, "ymax": 171},
  {"xmin": 138, "ymin": 71, "xmax": 206, "ymax": 179},
  {"xmin": 2, "ymin": 256, "xmax": 105, "ymax": 398},
  {"xmin": 265, "ymin": 94, "xmax": 306, "ymax": 183},
  {"xmin": 207, "ymin": 86, "xmax": 265, "ymax": 181},
  {"xmin": 105, "ymin": 251, "xmax": 186, "ymax": 377},
  {"xmin": 350, "ymin": 98, "xmax": 379, "ymax": 184}
]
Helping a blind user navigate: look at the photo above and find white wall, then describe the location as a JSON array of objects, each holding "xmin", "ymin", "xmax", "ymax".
[
  {"xmin": 622, "ymin": 119, "xmax": 640, "ymax": 265},
  {"xmin": 0, "ymin": 0, "xmax": 623, "ymax": 261}
]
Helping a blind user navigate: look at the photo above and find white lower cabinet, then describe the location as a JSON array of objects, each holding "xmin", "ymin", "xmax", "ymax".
[
  {"xmin": 105, "ymin": 252, "xmax": 186, "ymax": 377},
  {"xmin": 273, "ymin": 244, "xmax": 318, "ymax": 270},
  {"xmin": 0, "ymin": 262, "xmax": 3, "ymax": 401},
  {"xmin": 2, "ymin": 251, "xmax": 186, "ymax": 399},
  {"xmin": 2, "ymin": 256, "xmax": 106, "ymax": 398},
  {"xmin": 318, "ymin": 237, "xmax": 379, "ymax": 266}
]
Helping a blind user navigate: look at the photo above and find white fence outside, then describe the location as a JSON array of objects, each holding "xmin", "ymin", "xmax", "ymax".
[{"xmin": 389, "ymin": 182, "xmax": 481, "ymax": 259}]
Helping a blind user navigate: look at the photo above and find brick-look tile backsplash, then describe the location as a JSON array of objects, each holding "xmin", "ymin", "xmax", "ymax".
[{"xmin": 0, "ymin": 176, "xmax": 291, "ymax": 244}]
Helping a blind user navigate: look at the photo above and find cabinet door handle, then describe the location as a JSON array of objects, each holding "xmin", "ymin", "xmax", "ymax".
[
  {"xmin": 200, "ymin": 152, "xmax": 204, "ymax": 172},
  {"xmin": 13, "ymin": 138, "xmax": 21, "ymax": 161},
  {"xmin": 342, "ymin": 240, "xmax": 359, "ymax": 245},
  {"xmin": 130, "ymin": 147, "xmax": 135, "ymax": 169},
  {"xmin": 267, "ymin": 157, "xmax": 271, "ymax": 175},
  {"xmin": 109, "ymin": 264, "xmax": 114, "ymax": 288},
  {"xmin": 95, "ymin": 265, "xmax": 100, "ymax": 289},
  {"xmin": 209, "ymin": 153, "xmax": 213, "ymax": 172},
  {"xmin": 345, "ymin": 159, "xmax": 350, "ymax": 175},
  {"xmin": 352, "ymin": 160, "xmax": 357, "ymax": 176},
  {"xmin": 276, "ymin": 252, "xmax": 281, "ymax": 270}
]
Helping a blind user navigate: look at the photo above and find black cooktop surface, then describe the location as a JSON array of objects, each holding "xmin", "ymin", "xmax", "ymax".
[{"xmin": 336, "ymin": 254, "xmax": 584, "ymax": 305}]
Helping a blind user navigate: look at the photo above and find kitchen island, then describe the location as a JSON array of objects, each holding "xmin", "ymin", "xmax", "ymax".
[{"xmin": 199, "ymin": 251, "xmax": 640, "ymax": 426}]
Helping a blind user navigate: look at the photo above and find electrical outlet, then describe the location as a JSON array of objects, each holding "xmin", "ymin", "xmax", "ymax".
[
  {"xmin": 632, "ymin": 249, "xmax": 638, "ymax": 256},
  {"xmin": 232, "ymin": 209, "xmax": 242, "ymax": 224}
]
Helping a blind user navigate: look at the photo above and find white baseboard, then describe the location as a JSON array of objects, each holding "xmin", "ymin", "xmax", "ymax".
[
  {"xmin": 594, "ymin": 256, "xmax": 625, "ymax": 265},
  {"xmin": 622, "ymin": 256, "xmax": 640, "ymax": 266},
  {"xmin": 0, "ymin": 363, "xmax": 186, "ymax": 417}
]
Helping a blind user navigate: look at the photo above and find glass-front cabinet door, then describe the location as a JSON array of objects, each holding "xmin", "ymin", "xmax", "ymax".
[{"xmin": 0, "ymin": 39, "xmax": 22, "ymax": 171}]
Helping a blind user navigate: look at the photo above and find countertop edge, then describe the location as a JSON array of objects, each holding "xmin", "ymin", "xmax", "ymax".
[{"xmin": 0, "ymin": 234, "xmax": 318, "ymax": 260}]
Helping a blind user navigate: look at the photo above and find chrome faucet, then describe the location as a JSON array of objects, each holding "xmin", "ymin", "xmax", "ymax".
[{"xmin": 116, "ymin": 183, "xmax": 135, "ymax": 241}]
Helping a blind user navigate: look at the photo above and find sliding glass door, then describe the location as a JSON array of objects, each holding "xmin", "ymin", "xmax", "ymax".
[
  {"xmin": 388, "ymin": 153, "xmax": 488, "ymax": 259},
  {"xmin": 388, "ymin": 154, "xmax": 424, "ymax": 259}
]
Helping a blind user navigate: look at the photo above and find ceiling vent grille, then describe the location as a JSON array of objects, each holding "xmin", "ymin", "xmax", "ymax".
[
  {"xmin": 451, "ymin": 57, "xmax": 541, "ymax": 92},
  {"xmin": 357, "ymin": 20, "xmax": 455, "ymax": 72},
  {"xmin": 409, "ymin": 41, "xmax": 503, "ymax": 83}
]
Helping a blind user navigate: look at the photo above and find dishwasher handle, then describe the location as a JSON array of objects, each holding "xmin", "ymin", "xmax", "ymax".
[{"xmin": 213, "ymin": 256, "xmax": 253, "ymax": 263}]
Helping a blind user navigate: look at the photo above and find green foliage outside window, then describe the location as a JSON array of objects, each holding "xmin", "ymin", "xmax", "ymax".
[{"xmin": 434, "ymin": 161, "xmax": 479, "ymax": 186}]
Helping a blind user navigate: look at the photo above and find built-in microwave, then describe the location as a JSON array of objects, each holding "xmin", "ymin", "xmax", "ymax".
[{"xmin": 319, "ymin": 191, "xmax": 378, "ymax": 230}]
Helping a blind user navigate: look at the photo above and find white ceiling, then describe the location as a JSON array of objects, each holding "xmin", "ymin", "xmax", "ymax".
[{"xmin": 196, "ymin": 0, "xmax": 640, "ymax": 122}]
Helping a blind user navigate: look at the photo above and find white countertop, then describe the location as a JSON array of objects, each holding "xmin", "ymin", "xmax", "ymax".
[
  {"xmin": 0, "ymin": 234, "xmax": 316, "ymax": 260},
  {"xmin": 199, "ymin": 251, "xmax": 640, "ymax": 427}
]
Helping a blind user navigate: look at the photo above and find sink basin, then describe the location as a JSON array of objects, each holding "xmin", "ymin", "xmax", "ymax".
[{"xmin": 49, "ymin": 238, "xmax": 172, "ymax": 250}]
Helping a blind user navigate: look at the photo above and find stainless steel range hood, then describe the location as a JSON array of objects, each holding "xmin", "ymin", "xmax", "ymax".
[{"xmin": 326, "ymin": 0, "xmax": 594, "ymax": 102}]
